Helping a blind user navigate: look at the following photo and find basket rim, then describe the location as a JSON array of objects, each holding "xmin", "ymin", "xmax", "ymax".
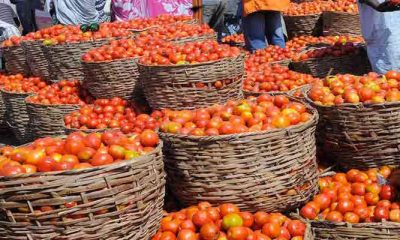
[
  {"xmin": 0, "ymin": 88, "xmax": 34, "ymax": 96},
  {"xmin": 42, "ymin": 38, "xmax": 110, "ymax": 48},
  {"xmin": 0, "ymin": 141, "xmax": 163, "ymax": 180},
  {"xmin": 169, "ymin": 33, "xmax": 216, "ymax": 42},
  {"xmin": 25, "ymin": 97, "xmax": 83, "ymax": 108},
  {"xmin": 243, "ymin": 84, "xmax": 310, "ymax": 96},
  {"xmin": 322, "ymin": 10, "xmax": 359, "ymax": 16},
  {"xmin": 137, "ymin": 53, "xmax": 245, "ymax": 68},
  {"xmin": 0, "ymin": 45, "xmax": 23, "ymax": 50},
  {"xmin": 81, "ymin": 56, "xmax": 139, "ymax": 65},
  {"xmin": 283, "ymin": 13, "xmax": 322, "ymax": 17}
]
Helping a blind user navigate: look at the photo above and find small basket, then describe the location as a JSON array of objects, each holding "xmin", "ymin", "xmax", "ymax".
[
  {"xmin": 42, "ymin": 40, "xmax": 109, "ymax": 82},
  {"xmin": 323, "ymin": 11, "xmax": 362, "ymax": 36},
  {"xmin": 290, "ymin": 52, "xmax": 370, "ymax": 78},
  {"xmin": 305, "ymin": 90, "xmax": 400, "ymax": 170},
  {"xmin": 160, "ymin": 98, "xmax": 319, "ymax": 212},
  {"xmin": 26, "ymin": 99, "xmax": 81, "ymax": 139},
  {"xmin": 21, "ymin": 40, "xmax": 51, "ymax": 81},
  {"xmin": 138, "ymin": 54, "xmax": 245, "ymax": 110},
  {"xmin": 1, "ymin": 46, "xmax": 30, "ymax": 75},
  {"xmin": 82, "ymin": 57, "xmax": 142, "ymax": 101},
  {"xmin": 0, "ymin": 142, "xmax": 166, "ymax": 240},
  {"xmin": 283, "ymin": 14, "xmax": 323, "ymax": 39},
  {"xmin": 0, "ymin": 89, "xmax": 32, "ymax": 144}
]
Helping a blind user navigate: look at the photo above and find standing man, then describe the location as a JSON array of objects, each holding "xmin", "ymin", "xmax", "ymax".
[
  {"xmin": 10, "ymin": 0, "xmax": 38, "ymax": 35},
  {"xmin": 202, "ymin": 0, "xmax": 227, "ymax": 41}
]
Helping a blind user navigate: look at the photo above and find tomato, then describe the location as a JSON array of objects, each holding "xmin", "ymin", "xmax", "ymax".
[
  {"xmin": 160, "ymin": 231, "xmax": 177, "ymax": 240},
  {"xmin": 64, "ymin": 139, "xmax": 85, "ymax": 155},
  {"xmin": 61, "ymin": 154, "xmax": 79, "ymax": 166},
  {"xmin": 21, "ymin": 164, "xmax": 37, "ymax": 174},
  {"xmin": 343, "ymin": 212, "xmax": 360, "ymax": 223},
  {"xmin": 192, "ymin": 210, "xmax": 211, "ymax": 227},
  {"xmin": 354, "ymin": 206, "xmax": 370, "ymax": 220},
  {"xmin": 271, "ymin": 115, "xmax": 290, "ymax": 128},
  {"xmin": 177, "ymin": 229, "xmax": 197, "ymax": 240},
  {"xmin": 351, "ymin": 183, "xmax": 366, "ymax": 196},
  {"xmin": 37, "ymin": 157, "xmax": 56, "ymax": 172},
  {"xmin": 239, "ymin": 212, "xmax": 254, "ymax": 228},
  {"xmin": 336, "ymin": 200, "xmax": 355, "ymax": 214},
  {"xmin": 389, "ymin": 209, "xmax": 400, "ymax": 222},
  {"xmin": 222, "ymin": 213, "xmax": 243, "ymax": 229},
  {"xmin": 200, "ymin": 223, "xmax": 219, "ymax": 240},
  {"xmin": 1, "ymin": 163, "xmax": 25, "ymax": 176},
  {"xmin": 25, "ymin": 148, "xmax": 46, "ymax": 165},
  {"xmin": 365, "ymin": 192, "xmax": 379, "ymax": 206},
  {"xmin": 325, "ymin": 211, "xmax": 343, "ymax": 222},
  {"xmin": 287, "ymin": 220, "xmax": 305, "ymax": 237},
  {"xmin": 207, "ymin": 207, "xmax": 221, "ymax": 222},
  {"xmin": 219, "ymin": 203, "xmax": 239, "ymax": 217},
  {"xmin": 77, "ymin": 147, "xmax": 97, "ymax": 161},
  {"xmin": 90, "ymin": 153, "xmax": 114, "ymax": 166},
  {"xmin": 227, "ymin": 226, "xmax": 248, "ymax": 240},
  {"xmin": 179, "ymin": 220, "xmax": 196, "ymax": 231},
  {"xmin": 374, "ymin": 206, "xmax": 389, "ymax": 221},
  {"xmin": 380, "ymin": 185, "xmax": 396, "ymax": 201},
  {"xmin": 54, "ymin": 160, "xmax": 74, "ymax": 171},
  {"xmin": 140, "ymin": 130, "xmax": 159, "ymax": 147},
  {"xmin": 300, "ymin": 205, "xmax": 317, "ymax": 220},
  {"xmin": 262, "ymin": 223, "xmax": 280, "ymax": 239},
  {"xmin": 161, "ymin": 219, "xmax": 180, "ymax": 234},
  {"xmin": 313, "ymin": 193, "xmax": 331, "ymax": 210}
]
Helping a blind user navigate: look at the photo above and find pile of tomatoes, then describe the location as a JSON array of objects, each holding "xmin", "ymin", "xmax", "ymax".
[
  {"xmin": 26, "ymin": 80, "xmax": 93, "ymax": 105},
  {"xmin": 82, "ymin": 36, "xmax": 173, "ymax": 62},
  {"xmin": 64, "ymin": 97, "xmax": 162, "ymax": 133},
  {"xmin": 153, "ymin": 202, "xmax": 307, "ymax": 240},
  {"xmin": 123, "ymin": 14, "xmax": 193, "ymax": 30},
  {"xmin": 245, "ymin": 46, "xmax": 293, "ymax": 68},
  {"xmin": 308, "ymin": 70, "xmax": 400, "ymax": 105},
  {"xmin": 139, "ymin": 23, "xmax": 215, "ymax": 41},
  {"xmin": 300, "ymin": 166, "xmax": 399, "ymax": 223},
  {"xmin": 222, "ymin": 34, "xmax": 245, "ymax": 45},
  {"xmin": 284, "ymin": 0, "xmax": 358, "ymax": 15},
  {"xmin": 1, "ymin": 36, "xmax": 23, "ymax": 47},
  {"xmin": 0, "ymin": 130, "xmax": 159, "ymax": 176},
  {"xmin": 292, "ymin": 42, "xmax": 360, "ymax": 62},
  {"xmin": 159, "ymin": 94, "xmax": 312, "ymax": 136},
  {"xmin": 1, "ymin": 74, "xmax": 47, "ymax": 93},
  {"xmin": 286, "ymin": 35, "xmax": 364, "ymax": 53},
  {"xmin": 139, "ymin": 40, "xmax": 241, "ymax": 65},
  {"xmin": 243, "ymin": 64, "xmax": 319, "ymax": 93}
]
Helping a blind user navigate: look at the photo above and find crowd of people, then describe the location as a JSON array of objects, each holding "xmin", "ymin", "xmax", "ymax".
[{"xmin": 0, "ymin": 0, "xmax": 399, "ymax": 73}]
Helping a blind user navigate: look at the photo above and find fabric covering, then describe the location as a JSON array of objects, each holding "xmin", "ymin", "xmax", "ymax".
[
  {"xmin": 45, "ymin": 0, "xmax": 101, "ymax": 25},
  {"xmin": 358, "ymin": 0, "xmax": 400, "ymax": 74},
  {"xmin": 242, "ymin": 0, "xmax": 290, "ymax": 16}
]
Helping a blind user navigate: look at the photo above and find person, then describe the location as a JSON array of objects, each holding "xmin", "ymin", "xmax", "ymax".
[
  {"xmin": 0, "ymin": 19, "xmax": 21, "ymax": 70},
  {"xmin": 0, "ymin": 2, "xmax": 20, "ymax": 28},
  {"xmin": 239, "ymin": 0, "xmax": 289, "ymax": 52},
  {"xmin": 111, "ymin": 0, "xmax": 148, "ymax": 21},
  {"xmin": 358, "ymin": 0, "xmax": 400, "ymax": 74},
  {"xmin": 202, "ymin": 0, "xmax": 227, "ymax": 41},
  {"xmin": 10, "ymin": 0, "xmax": 38, "ymax": 35}
]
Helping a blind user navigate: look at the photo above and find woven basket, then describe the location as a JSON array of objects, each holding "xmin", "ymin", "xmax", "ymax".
[
  {"xmin": 26, "ymin": 99, "xmax": 81, "ymax": 139},
  {"xmin": 21, "ymin": 40, "xmax": 51, "ymax": 81},
  {"xmin": 283, "ymin": 14, "xmax": 323, "ymax": 39},
  {"xmin": 160, "ymin": 99, "xmax": 319, "ymax": 212},
  {"xmin": 1, "ymin": 46, "xmax": 30, "ymax": 75},
  {"xmin": 0, "ymin": 90, "xmax": 32, "ymax": 144},
  {"xmin": 323, "ymin": 11, "xmax": 362, "ymax": 36},
  {"xmin": 290, "ymin": 52, "xmax": 370, "ymax": 78},
  {"xmin": 82, "ymin": 57, "xmax": 142, "ymax": 101},
  {"xmin": 0, "ymin": 95, "xmax": 7, "ymax": 132},
  {"xmin": 42, "ymin": 40, "xmax": 108, "ymax": 82},
  {"xmin": 243, "ymin": 84, "xmax": 310, "ymax": 100},
  {"xmin": 64, "ymin": 126, "xmax": 118, "ymax": 135},
  {"xmin": 305, "ymin": 90, "xmax": 400, "ymax": 170},
  {"xmin": 138, "ymin": 54, "xmax": 245, "ymax": 110},
  {"xmin": 0, "ymin": 142, "xmax": 165, "ymax": 240},
  {"xmin": 171, "ymin": 33, "xmax": 217, "ymax": 45}
]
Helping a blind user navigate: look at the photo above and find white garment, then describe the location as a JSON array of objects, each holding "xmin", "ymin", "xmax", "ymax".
[
  {"xmin": 358, "ymin": 1, "xmax": 400, "ymax": 74},
  {"xmin": 45, "ymin": 0, "xmax": 100, "ymax": 25},
  {"xmin": 0, "ymin": 19, "xmax": 20, "ymax": 42}
]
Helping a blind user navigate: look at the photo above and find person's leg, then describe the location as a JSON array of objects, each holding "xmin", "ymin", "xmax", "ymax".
[
  {"xmin": 243, "ymin": 11, "xmax": 266, "ymax": 52},
  {"xmin": 264, "ymin": 11, "xmax": 286, "ymax": 48},
  {"xmin": 15, "ymin": 0, "xmax": 34, "ymax": 35},
  {"xmin": 203, "ymin": 0, "xmax": 227, "ymax": 41}
]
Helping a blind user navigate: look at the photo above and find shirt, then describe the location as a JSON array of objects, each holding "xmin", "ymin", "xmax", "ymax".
[{"xmin": 0, "ymin": 3, "xmax": 18, "ymax": 27}]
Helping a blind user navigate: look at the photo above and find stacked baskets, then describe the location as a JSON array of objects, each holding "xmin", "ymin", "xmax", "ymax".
[{"xmin": 1, "ymin": 45, "xmax": 30, "ymax": 76}]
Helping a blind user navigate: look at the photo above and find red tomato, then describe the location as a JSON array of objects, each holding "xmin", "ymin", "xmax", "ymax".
[
  {"xmin": 90, "ymin": 153, "xmax": 114, "ymax": 166},
  {"xmin": 200, "ymin": 223, "xmax": 219, "ymax": 240},
  {"xmin": 287, "ymin": 220, "xmax": 305, "ymax": 237},
  {"xmin": 262, "ymin": 223, "xmax": 281, "ymax": 239}
]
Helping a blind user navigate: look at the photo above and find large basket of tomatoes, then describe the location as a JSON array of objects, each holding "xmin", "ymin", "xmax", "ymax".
[
  {"xmin": 0, "ymin": 130, "xmax": 165, "ymax": 240},
  {"xmin": 153, "ymin": 202, "xmax": 313, "ymax": 240},
  {"xmin": 0, "ymin": 75, "xmax": 48, "ymax": 144},
  {"xmin": 305, "ymin": 71, "xmax": 400, "ymax": 170},
  {"xmin": 297, "ymin": 167, "xmax": 400, "ymax": 239},
  {"xmin": 81, "ymin": 37, "xmax": 172, "ymax": 101},
  {"xmin": 138, "ymin": 40, "xmax": 244, "ymax": 110},
  {"xmin": 323, "ymin": 11, "xmax": 362, "ymax": 36},
  {"xmin": 290, "ymin": 43, "xmax": 370, "ymax": 78},
  {"xmin": 159, "ymin": 94, "xmax": 319, "ymax": 212},
  {"xmin": 25, "ymin": 80, "xmax": 92, "ymax": 139},
  {"xmin": 1, "ymin": 37, "xmax": 30, "ymax": 75},
  {"xmin": 283, "ymin": 13, "xmax": 323, "ymax": 39}
]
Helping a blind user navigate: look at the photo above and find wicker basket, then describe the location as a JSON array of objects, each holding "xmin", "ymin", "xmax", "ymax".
[
  {"xmin": 0, "ymin": 142, "xmax": 165, "ymax": 240},
  {"xmin": 26, "ymin": 99, "xmax": 81, "ymax": 139},
  {"xmin": 0, "ymin": 90, "xmax": 32, "ymax": 144},
  {"xmin": 305, "ymin": 89, "xmax": 400, "ymax": 170},
  {"xmin": 160, "ymin": 99, "xmax": 319, "ymax": 212},
  {"xmin": 171, "ymin": 34, "xmax": 216, "ymax": 45},
  {"xmin": 283, "ymin": 14, "xmax": 323, "ymax": 39},
  {"xmin": 0, "ymin": 95, "xmax": 7, "ymax": 132},
  {"xmin": 1, "ymin": 46, "xmax": 30, "ymax": 75},
  {"xmin": 243, "ymin": 84, "xmax": 310, "ymax": 100},
  {"xmin": 21, "ymin": 40, "xmax": 51, "ymax": 81},
  {"xmin": 64, "ymin": 126, "xmax": 118, "ymax": 135},
  {"xmin": 323, "ymin": 11, "xmax": 362, "ymax": 36},
  {"xmin": 42, "ymin": 40, "xmax": 108, "ymax": 82},
  {"xmin": 290, "ymin": 52, "xmax": 370, "ymax": 78},
  {"xmin": 82, "ymin": 57, "xmax": 142, "ymax": 101},
  {"xmin": 138, "ymin": 54, "xmax": 245, "ymax": 110}
]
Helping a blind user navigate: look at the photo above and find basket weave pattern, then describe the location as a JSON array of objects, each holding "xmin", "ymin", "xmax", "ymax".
[
  {"xmin": 2, "ymin": 46, "xmax": 30, "ymax": 75},
  {"xmin": 42, "ymin": 40, "xmax": 108, "ymax": 81},
  {"xmin": 172, "ymin": 34, "xmax": 216, "ymax": 45},
  {"xmin": 0, "ymin": 90, "xmax": 32, "ymax": 143},
  {"xmin": 26, "ymin": 101, "xmax": 81, "ymax": 138},
  {"xmin": 82, "ymin": 58, "xmax": 142, "ymax": 100},
  {"xmin": 138, "ymin": 55, "xmax": 245, "ymax": 110},
  {"xmin": 284, "ymin": 14, "xmax": 323, "ymax": 39},
  {"xmin": 0, "ymin": 143, "xmax": 166, "ymax": 240},
  {"xmin": 323, "ymin": 11, "xmax": 362, "ymax": 36},
  {"xmin": 0, "ymin": 96, "xmax": 7, "ymax": 132},
  {"xmin": 21, "ymin": 41, "xmax": 51, "ymax": 81},
  {"xmin": 160, "ymin": 104, "xmax": 319, "ymax": 212}
]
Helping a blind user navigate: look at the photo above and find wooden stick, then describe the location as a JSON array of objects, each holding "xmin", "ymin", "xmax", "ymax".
[{"xmin": 192, "ymin": 0, "xmax": 204, "ymax": 24}]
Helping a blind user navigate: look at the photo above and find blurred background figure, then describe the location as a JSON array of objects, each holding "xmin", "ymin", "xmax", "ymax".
[
  {"xmin": 0, "ymin": 19, "xmax": 21, "ymax": 70},
  {"xmin": 10, "ymin": 0, "xmax": 38, "ymax": 35},
  {"xmin": 202, "ymin": 0, "xmax": 227, "ymax": 41},
  {"xmin": 0, "ymin": 2, "xmax": 20, "ymax": 27}
]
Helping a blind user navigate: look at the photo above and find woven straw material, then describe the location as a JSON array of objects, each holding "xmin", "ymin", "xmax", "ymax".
[
  {"xmin": 172, "ymin": 33, "xmax": 216, "ymax": 45},
  {"xmin": 0, "ymin": 95, "xmax": 7, "ymax": 132},
  {"xmin": 2, "ymin": 46, "xmax": 30, "ymax": 75},
  {"xmin": 290, "ymin": 52, "xmax": 370, "ymax": 78},
  {"xmin": 0, "ymin": 143, "xmax": 166, "ymax": 240},
  {"xmin": 21, "ymin": 41, "xmax": 51, "ymax": 81},
  {"xmin": 0, "ymin": 90, "xmax": 32, "ymax": 144},
  {"xmin": 283, "ymin": 14, "xmax": 323, "ymax": 39},
  {"xmin": 26, "ymin": 100, "xmax": 81, "ymax": 139},
  {"xmin": 160, "ymin": 101, "xmax": 319, "ymax": 212},
  {"xmin": 323, "ymin": 11, "xmax": 362, "ymax": 36},
  {"xmin": 305, "ymin": 90, "xmax": 400, "ymax": 170},
  {"xmin": 138, "ymin": 54, "xmax": 245, "ymax": 110},
  {"xmin": 64, "ymin": 126, "xmax": 119, "ymax": 135},
  {"xmin": 82, "ymin": 58, "xmax": 142, "ymax": 100},
  {"xmin": 42, "ymin": 40, "xmax": 108, "ymax": 81},
  {"xmin": 243, "ymin": 84, "xmax": 309, "ymax": 100}
]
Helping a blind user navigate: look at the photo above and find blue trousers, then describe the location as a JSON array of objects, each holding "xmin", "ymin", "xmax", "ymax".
[{"xmin": 243, "ymin": 11, "xmax": 286, "ymax": 52}]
